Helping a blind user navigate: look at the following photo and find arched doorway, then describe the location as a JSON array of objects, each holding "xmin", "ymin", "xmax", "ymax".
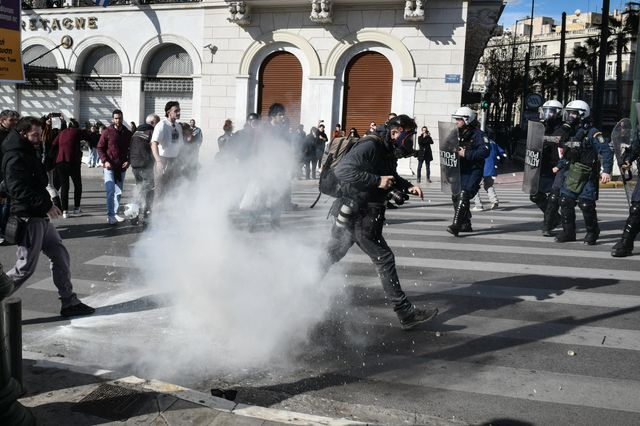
[
  {"xmin": 143, "ymin": 44, "xmax": 194, "ymax": 121},
  {"xmin": 77, "ymin": 45, "xmax": 123, "ymax": 126},
  {"xmin": 18, "ymin": 45, "xmax": 60, "ymax": 118},
  {"xmin": 342, "ymin": 52, "xmax": 393, "ymax": 136},
  {"xmin": 257, "ymin": 51, "xmax": 302, "ymax": 125}
]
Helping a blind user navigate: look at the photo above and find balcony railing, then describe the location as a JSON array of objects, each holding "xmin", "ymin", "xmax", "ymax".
[{"xmin": 22, "ymin": 0, "xmax": 201, "ymax": 9}]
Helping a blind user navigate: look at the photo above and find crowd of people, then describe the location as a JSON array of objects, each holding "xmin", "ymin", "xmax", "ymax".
[{"xmin": 0, "ymin": 103, "xmax": 203, "ymax": 317}]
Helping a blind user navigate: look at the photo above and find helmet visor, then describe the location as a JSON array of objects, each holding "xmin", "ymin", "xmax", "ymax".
[
  {"xmin": 564, "ymin": 110, "xmax": 581, "ymax": 125},
  {"xmin": 542, "ymin": 107, "xmax": 559, "ymax": 121}
]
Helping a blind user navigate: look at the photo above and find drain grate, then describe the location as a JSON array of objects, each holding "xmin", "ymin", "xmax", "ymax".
[{"xmin": 73, "ymin": 383, "xmax": 158, "ymax": 421}]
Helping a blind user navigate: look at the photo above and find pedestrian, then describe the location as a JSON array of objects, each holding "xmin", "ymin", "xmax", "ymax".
[
  {"xmin": 366, "ymin": 121, "xmax": 377, "ymax": 136},
  {"xmin": 129, "ymin": 113, "xmax": 159, "ymax": 226},
  {"xmin": 530, "ymin": 100, "xmax": 570, "ymax": 237},
  {"xmin": 416, "ymin": 126, "xmax": 434, "ymax": 183},
  {"xmin": 447, "ymin": 107, "xmax": 490, "ymax": 236},
  {"xmin": 471, "ymin": 136, "xmax": 506, "ymax": 211},
  {"xmin": 189, "ymin": 119, "xmax": 203, "ymax": 145},
  {"xmin": 87, "ymin": 125, "xmax": 100, "ymax": 167},
  {"xmin": 51, "ymin": 118, "xmax": 89, "ymax": 218},
  {"xmin": 1, "ymin": 117, "xmax": 94, "ymax": 317},
  {"xmin": 151, "ymin": 101, "xmax": 184, "ymax": 199},
  {"xmin": 348, "ymin": 127, "xmax": 360, "ymax": 138},
  {"xmin": 321, "ymin": 114, "xmax": 438, "ymax": 330},
  {"xmin": 555, "ymin": 100, "xmax": 613, "ymax": 245},
  {"xmin": 177, "ymin": 122, "xmax": 200, "ymax": 180},
  {"xmin": 41, "ymin": 113, "xmax": 66, "ymax": 208},
  {"xmin": 0, "ymin": 110, "xmax": 20, "ymax": 243},
  {"xmin": 302, "ymin": 127, "xmax": 319, "ymax": 180},
  {"xmin": 316, "ymin": 123, "xmax": 328, "ymax": 171},
  {"xmin": 332, "ymin": 123, "xmax": 344, "ymax": 139},
  {"xmin": 217, "ymin": 119, "xmax": 233, "ymax": 154},
  {"xmin": 97, "ymin": 109, "xmax": 132, "ymax": 225},
  {"xmin": 611, "ymin": 131, "xmax": 640, "ymax": 257}
]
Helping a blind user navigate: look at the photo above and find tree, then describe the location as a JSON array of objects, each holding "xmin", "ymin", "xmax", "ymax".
[
  {"xmin": 609, "ymin": 3, "xmax": 639, "ymax": 119},
  {"xmin": 532, "ymin": 61, "xmax": 560, "ymax": 100}
]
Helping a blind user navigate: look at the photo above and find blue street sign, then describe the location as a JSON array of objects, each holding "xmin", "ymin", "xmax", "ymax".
[{"xmin": 445, "ymin": 74, "xmax": 461, "ymax": 84}]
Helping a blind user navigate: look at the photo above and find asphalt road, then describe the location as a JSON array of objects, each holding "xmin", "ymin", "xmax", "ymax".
[{"xmin": 4, "ymin": 166, "xmax": 640, "ymax": 425}]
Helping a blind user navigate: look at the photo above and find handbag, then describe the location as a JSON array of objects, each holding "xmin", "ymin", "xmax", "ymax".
[
  {"xmin": 564, "ymin": 162, "xmax": 592, "ymax": 194},
  {"xmin": 4, "ymin": 216, "xmax": 26, "ymax": 245}
]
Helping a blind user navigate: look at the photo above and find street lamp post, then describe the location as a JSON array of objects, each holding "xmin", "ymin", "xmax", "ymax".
[{"xmin": 506, "ymin": 18, "xmax": 529, "ymax": 128}]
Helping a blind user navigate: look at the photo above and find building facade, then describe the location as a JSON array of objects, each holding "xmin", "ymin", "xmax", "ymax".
[{"xmin": 2, "ymin": 0, "xmax": 504, "ymax": 171}]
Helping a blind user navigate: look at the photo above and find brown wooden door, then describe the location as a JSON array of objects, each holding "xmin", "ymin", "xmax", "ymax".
[
  {"xmin": 258, "ymin": 52, "xmax": 302, "ymax": 125},
  {"xmin": 343, "ymin": 52, "xmax": 393, "ymax": 137}
]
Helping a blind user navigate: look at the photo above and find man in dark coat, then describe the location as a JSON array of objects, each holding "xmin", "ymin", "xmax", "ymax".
[{"xmin": 1, "ymin": 117, "xmax": 94, "ymax": 317}]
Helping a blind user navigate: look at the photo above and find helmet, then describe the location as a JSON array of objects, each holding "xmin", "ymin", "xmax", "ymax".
[
  {"xmin": 247, "ymin": 112, "xmax": 259, "ymax": 121},
  {"xmin": 541, "ymin": 99, "xmax": 563, "ymax": 121},
  {"xmin": 452, "ymin": 106, "xmax": 477, "ymax": 126},
  {"xmin": 387, "ymin": 114, "xmax": 416, "ymax": 131},
  {"xmin": 564, "ymin": 100, "xmax": 590, "ymax": 125}
]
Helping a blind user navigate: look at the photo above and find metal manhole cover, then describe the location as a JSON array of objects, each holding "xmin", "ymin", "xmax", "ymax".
[{"xmin": 73, "ymin": 383, "xmax": 158, "ymax": 421}]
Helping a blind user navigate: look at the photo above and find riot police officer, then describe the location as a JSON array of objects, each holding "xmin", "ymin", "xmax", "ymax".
[
  {"xmin": 447, "ymin": 107, "xmax": 490, "ymax": 236},
  {"xmin": 555, "ymin": 100, "xmax": 613, "ymax": 245},
  {"xmin": 611, "ymin": 132, "xmax": 640, "ymax": 257},
  {"xmin": 530, "ymin": 100, "xmax": 571, "ymax": 236},
  {"xmin": 322, "ymin": 114, "xmax": 438, "ymax": 330}
]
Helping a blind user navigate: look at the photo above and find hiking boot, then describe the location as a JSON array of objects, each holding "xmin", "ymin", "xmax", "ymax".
[
  {"xmin": 400, "ymin": 308, "xmax": 439, "ymax": 330},
  {"xmin": 446, "ymin": 224, "xmax": 460, "ymax": 236},
  {"xmin": 60, "ymin": 302, "xmax": 95, "ymax": 318},
  {"xmin": 555, "ymin": 230, "xmax": 576, "ymax": 243},
  {"xmin": 583, "ymin": 230, "xmax": 600, "ymax": 246}
]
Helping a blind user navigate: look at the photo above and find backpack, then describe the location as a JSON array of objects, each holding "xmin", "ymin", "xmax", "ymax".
[{"xmin": 310, "ymin": 135, "xmax": 373, "ymax": 208}]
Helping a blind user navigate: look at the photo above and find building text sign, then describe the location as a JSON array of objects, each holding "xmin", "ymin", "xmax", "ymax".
[
  {"xmin": 22, "ymin": 16, "xmax": 98, "ymax": 31},
  {"xmin": 0, "ymin": 0, "xmax": 25, "ymax": 82},
  {"xmin": 445, "ymin": 74, "xmax": 461, "ymax": 84}
]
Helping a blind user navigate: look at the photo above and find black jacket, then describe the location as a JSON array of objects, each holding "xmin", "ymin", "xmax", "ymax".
[
  {"xmin": 541, "ymin": 120, "xmax": 570, "ymax": 177},
  {"xmin": 417, "ymin": 133, "xmax": 434, "ymax": 162},
  {"xmin": 335, "ymin": 135, "xmax": 412, "ymax": 205},
  {"xmin": 129, "ymin": 124, "xmax": 154, "ymax": 168},
  {"xmin": 1, "ymin": 130, "xmax": 52, "ymax": 218}
]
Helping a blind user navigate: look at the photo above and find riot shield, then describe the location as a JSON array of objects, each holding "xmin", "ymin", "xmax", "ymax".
[
  {"xmin": 438, "ymin": 121, "xmax": 461, "ymax": 195},
  {"xmin": 611, "ymin": 118, "xmax": 637, "ymax": 204},
  {"xmin": 522, "ymin": 121, "xmax": 545, "ymax": 195}
]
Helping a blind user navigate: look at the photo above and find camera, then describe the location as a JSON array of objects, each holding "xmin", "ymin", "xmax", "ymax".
[
  {"xmin": 388, "ymin": 189, "xmax": 409, "ymax": 206},
  {"xmin": 336, "ymin": 199, "xmax": 357, "ymax": 228}
]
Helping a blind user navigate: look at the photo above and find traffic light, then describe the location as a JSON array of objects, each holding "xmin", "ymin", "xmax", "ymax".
[{"xmin": 481, "ymin": 93, "xmax": 490, "ymax": 110}]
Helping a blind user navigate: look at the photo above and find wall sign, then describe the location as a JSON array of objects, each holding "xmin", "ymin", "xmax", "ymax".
[
  {"xmin": 445, "ymin": 74, "xmax": 461, "ymax": 84},
  {"xmin": 21, "ymin": 16, "xmax": 98, "ymax": 31},
  {"xmin": 0, "ymin": 0, "xmax": 25, "ymax": 83}
]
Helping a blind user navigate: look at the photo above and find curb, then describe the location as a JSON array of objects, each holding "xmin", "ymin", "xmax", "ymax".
[{"xmin": 21, "ymin": 351, "xmax": 365, "ymax": 426}]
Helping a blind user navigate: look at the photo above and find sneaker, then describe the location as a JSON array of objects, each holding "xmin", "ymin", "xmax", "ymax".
[
  {"xmin": 114, "ymin": 214, "xmax": 126, "ymax": 223},
  {"xmin": 73, "ymin": 208, "xmax": 82, "ymax": 215},
  {"xmin": 107, "ymin": 216, "xmax": 118, "ymax": 225},
  {"xmin": 62, "ymin": 211, "xmax": 69, "ymax": 219},
  {"xmin": 400, "ymin": 307, "xmax": 439, "ymax": 330},
  {"xmin": 60, "ymin": 302, "xmax": 95, "ymax": 318},
  {"xmin": 490, "ymin": 202, "xmax": 499, "ymax": 210},
  {"xmin": 471, "ymin": 205, "xmax": 483, "ymax": 212}
]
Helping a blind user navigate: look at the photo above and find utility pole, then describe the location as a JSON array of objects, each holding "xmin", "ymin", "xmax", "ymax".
[
  {"xmin": 594, "ymin": 0, "xmax": 610, "ymax": 129},
  {"xmin": 521, "ymin": 0, "xmax": 536, "ymax": 128},
  {"xmin": 558, "ymin": 12, "xmax": 567, "ymax": 103}
]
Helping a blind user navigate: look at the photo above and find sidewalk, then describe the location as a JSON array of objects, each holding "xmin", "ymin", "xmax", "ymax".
[{"xmin": 18, "ymin": 352, "xmax": 364, "ymax": 426}]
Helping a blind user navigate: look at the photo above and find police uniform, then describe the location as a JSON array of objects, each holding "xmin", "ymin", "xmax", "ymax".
[
  {"xmin": 556, "ymin": 126, "xmax": 613, "ymax": 244},
  {"xmin": 611, "ymin": 135, "xmax": 640, "ymax": 256},
  {"xmin": 448, "ymin": 125, "xmax": 490, "ymax": 235},
  {"xmin": 529, "ymin": 118, "xmax": 571, "ymax": 235}
]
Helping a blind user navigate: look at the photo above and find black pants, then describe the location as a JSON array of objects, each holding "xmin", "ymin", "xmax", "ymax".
[
  {"xmin": 55, "ymin": 162, "xmax": 82, "ymax": 211},
  {"xmin": 323, "ymin": 203, "xmax": 413, "ymax": 319}
]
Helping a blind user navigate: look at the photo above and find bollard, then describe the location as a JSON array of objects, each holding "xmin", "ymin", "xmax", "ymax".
[
  {"xmin": 4, "ymin": 298, "xmax": 23, "ymax": 389},
  {"xmin": 0, "ymin": 267, "xmax": 35, "ymax": 426}
]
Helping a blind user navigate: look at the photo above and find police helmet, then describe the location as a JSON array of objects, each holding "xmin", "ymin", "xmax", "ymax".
[
  {"xmin": 452, "ymin": 106, "xmax": 477, "ymax": 126},
  {"xmin": 541, "ymin": 99, "xmax": 563, "ymax": 121},
  {"xmin": 387, "ymin": 114, "xmax": 417, "ymax": 131},
  {"xmin": 564, "ymin": 100, "xmax": 590, "ymax": 125}
]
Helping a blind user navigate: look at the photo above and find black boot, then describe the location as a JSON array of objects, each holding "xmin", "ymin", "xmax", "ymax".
[
  {"xmin": 579, "ymin": 200, "xmax": 600, "ymax": 245},
  {"xmin": 611, "ymin": 203, "xmax": 640, "ymax": 257},
  {"xmin": 542, "ymin": 192, "xmax": 560, "ymax": 237},
  {"xmin": 530, "ymin": 192, "xmax": 548, "ymax": 214},
  {"xmin": 447, "ymin": 193, "xmax": 470, "ymax": 237},
  {"xmin": 555, "ymin": 195, "xmax": 577, "ymax": 243}
]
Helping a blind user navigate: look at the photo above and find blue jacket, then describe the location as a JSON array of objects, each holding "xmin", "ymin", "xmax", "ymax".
[{"xmin": 483, "ymin": 140, "xmax": 505, "ymax": 177}]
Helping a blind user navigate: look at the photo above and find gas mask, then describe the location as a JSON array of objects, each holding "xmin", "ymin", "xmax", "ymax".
[{"xmin": 393, "ymin": 130, "xmax": 417, "ymax": 159}]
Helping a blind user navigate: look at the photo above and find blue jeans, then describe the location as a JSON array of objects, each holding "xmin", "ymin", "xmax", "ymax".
[
  {"xmin": 89, "ymin": 148, "xmax": 99, "ymax": 167},
  {"xmin": 104, "ymin": 169, "xmax": 125, "ymax": 217}
]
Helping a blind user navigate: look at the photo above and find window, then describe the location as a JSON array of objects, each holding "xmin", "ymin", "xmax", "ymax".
[{"xmin": 606, "ymin": 61, "xmax": 616, "ymax": 78}]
